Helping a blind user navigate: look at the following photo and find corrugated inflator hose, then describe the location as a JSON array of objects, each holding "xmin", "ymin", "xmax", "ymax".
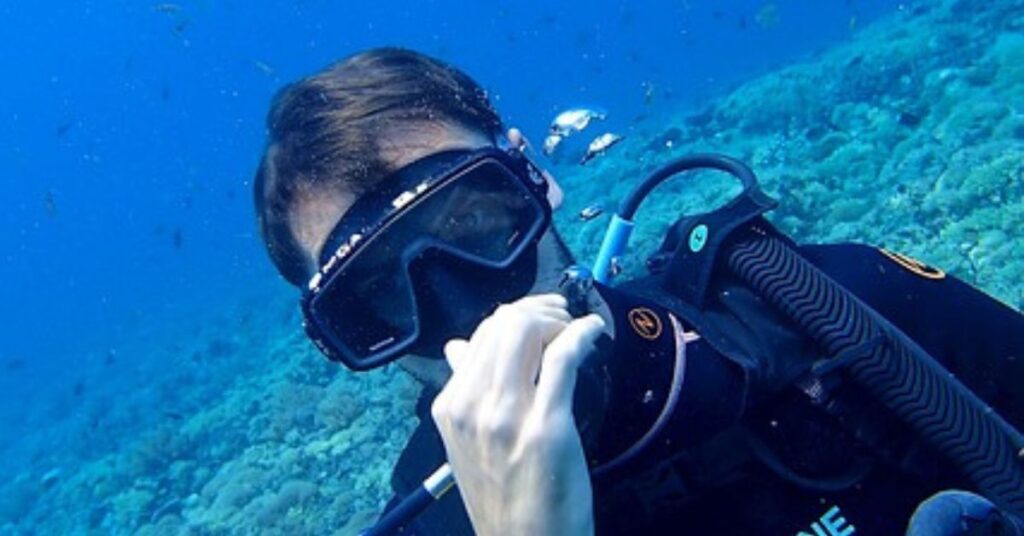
[{"xmin": 725, "ymin": 230, "xmax": 1024, "ymax": 517}]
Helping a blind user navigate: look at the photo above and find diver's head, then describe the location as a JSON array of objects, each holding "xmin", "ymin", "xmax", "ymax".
[{"xmin": 253, "ymin": 48, "xmax": 572, "ymax": 385}]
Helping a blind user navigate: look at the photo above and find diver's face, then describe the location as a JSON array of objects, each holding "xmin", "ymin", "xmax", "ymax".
[{"xmin": 291, "ymin": 123, "xmax": 572, "ymax": 386}]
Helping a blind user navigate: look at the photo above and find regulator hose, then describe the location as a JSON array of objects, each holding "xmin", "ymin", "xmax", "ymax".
[{"xmin": 725, "ymin": 230, "xmax": 1024, "ymax": 516}]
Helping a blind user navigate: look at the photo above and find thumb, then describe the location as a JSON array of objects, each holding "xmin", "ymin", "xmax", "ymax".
[
  {"xmin": 534, "ymin": 314, "xmax": 605, "ymax": 418},
  {"xmin": 444, "ymin": 338, "xmax": 470, "ymax": 373}
]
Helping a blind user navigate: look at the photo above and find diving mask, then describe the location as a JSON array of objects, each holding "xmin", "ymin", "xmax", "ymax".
[{"xmin": 301, "ymin": 146, "xmax": 552, "ymax": 371}]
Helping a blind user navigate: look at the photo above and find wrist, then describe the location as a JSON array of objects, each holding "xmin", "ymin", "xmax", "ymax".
[{"xmin": 498, "ymin": 484, "xmax": 595, "ymax": 536}]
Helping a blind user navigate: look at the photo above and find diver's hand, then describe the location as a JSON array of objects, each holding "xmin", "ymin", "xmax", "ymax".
[{"xmin": 431, "ymin": 294, "xmax": 603, "ymax": 536}]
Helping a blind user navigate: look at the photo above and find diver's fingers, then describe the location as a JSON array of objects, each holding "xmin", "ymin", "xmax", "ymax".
[
  {"xmin": 444, "ymin": 338, "xmax": 470, "ymax": 373},
  {"xmin": 491, "ymin": 295, "xmax": 572, "ymax": 391},
  {"xmin": 534, "ymin": 314, "xmax": 605, "ymax": 418},
  {"xmin": 489, "ymin": 303, "xmax": 568, "ymax": 394},
  {"xmin": 528, "ymin": 303, "xmax": 573, "ymax": 324},
  {"xmin": 518, "ymin": 293, "xmax": 567, "ymax": 310},
  {"xmin": 517, "ymin": 295, "xmax": 573, "ymax": 324},
  {"xmin": 449, "ymin": 312, "xmax": 502, "ymax": 398}
]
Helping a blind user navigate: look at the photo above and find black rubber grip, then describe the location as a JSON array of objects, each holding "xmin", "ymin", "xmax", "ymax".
[
  {"xmin": 360, "ymin": 485, "xmax": 434, "ymax": 536},
  {"xmin": 725, "ymin": 232, "xmax": 1024, "ymax": 516}
]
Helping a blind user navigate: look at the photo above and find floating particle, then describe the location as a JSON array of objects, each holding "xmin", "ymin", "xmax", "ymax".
[
  {"xmin": 153, "ymin": 3, "xmax": 182, "ymax": 14},
  {"xmin": 641, "ymin": 81, "xmax": 655, "ymax": 105},
  {"xmin": 172, "ymin": 228, "xmax": 183, "ymax": 249},
  {"xmin": 172, "ymin": 17, "xmax": 191, "ymax": 35},
  {"xmin": 254, "ymin": 60, "xmax": 275, "ymax": 77},
  {"xmin": 56, "ymin": 119, "xmax": 74, "ymax": 137},
  {"xmin": 755, "ymin": 3, "xmax": 780, "ymax": 29},
  {"xmin": 44, "ymin": 190, "xmax": 57, "ymax": 217},
  {"xmin": 646, "ymin": 127, "xmax": 682, "ymax": 152}
]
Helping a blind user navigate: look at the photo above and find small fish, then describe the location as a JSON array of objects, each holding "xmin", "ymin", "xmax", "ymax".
[
  {"xmin": 641, "ymin": 81, "xmax": 655, "ymax": 105},
  {"xmin": 153, "ymin": 3, "xmax": 182, "ymax": 14},
  {"xmin": 755, "ymin": 3, "xmax": 780, "ymax": 29},
  {"xmin": 172, "ymin": 17, "xmax": 191, "ymax": 35},
  {"xmin": 897, "ymin": 110, "xmax": 922, "ymax": 127},
  {"xmin": 163, "ymin": 410, "xmax": 185, "ymax": 421},
  {"xmin": 172, "ymin": 228, "xmax": 183, "ymax": 249},
  {"xmin": 4, "ymin": 358, "xmax": 26, "ymax": 371},
  {"xmin": 549, "ymin": 107, "xmax": 607, "ymax": 137},
  {"xmin": 609, "ymin": 256, "xmax": 623, "ymax": 277},
  {"xmin": 579, "ymin": 204, "xmax": 604, "ymax": 221},
  {"xmin": 580, "ymin": 132, "xmax": 624, "ymax": 165},
  {"xmin": 542, "ymin": 134, "xmax": 563, "ymax": 156},
  {"xmin": 44, "ymin": 190, "xmax": 57, "ymax": 217},
  {"xmin": 40, "ymin": 468, "xmax": 62, "ymax": 489},
  {"xmin": 149, "ymin": 498, "xmax": 182, "ymax": 524},
  {"xmin": 56, "ymin": 120, "xmax": 74, "ymax": 137},
  {"xmin": 254, "ymin": 60, "xmax": 275, "ymax": 77},
  {"xmin": 539, "ymin": 13, "xmax": 559, "ymax": 25},
  {"xmin": 72, "ymin": 380, "xmax": 86, "ymax": 398}
]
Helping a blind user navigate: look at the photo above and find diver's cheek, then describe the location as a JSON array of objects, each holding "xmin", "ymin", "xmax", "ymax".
[{"xmin": 544, "ymin": 171, "xmax": 564, "ymax": 210}]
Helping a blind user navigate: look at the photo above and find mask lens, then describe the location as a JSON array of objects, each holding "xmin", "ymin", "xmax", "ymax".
[
  {"xmin": 422, "ymin": 159, "xmax": 543, "ymax": 261},
  {"xmin": 307, "ymin": 156, "xmax": 547, "ymax": 368},
  {"xmin": 309, "ymin": 236, "xmax": 418, "ymax": 361}
]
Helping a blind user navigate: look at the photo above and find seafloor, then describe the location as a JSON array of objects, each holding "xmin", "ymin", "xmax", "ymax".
[{"xmin": 2, "ymin": 0, "xmax": 1023, "ymax": 534}]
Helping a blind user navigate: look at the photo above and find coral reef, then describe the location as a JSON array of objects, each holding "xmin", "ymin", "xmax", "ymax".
[
  {"xmin": 554, "ymin": 0, "xmax": 1024, "ymax": 312},
  {"xmin": 2, "ymin": 0, "xmax": 1023, "ymax": 533}
]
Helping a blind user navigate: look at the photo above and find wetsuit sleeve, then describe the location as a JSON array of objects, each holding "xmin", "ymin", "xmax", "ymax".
[{"xmin": 800, "ymin": 243, "xmax": 1024, "ymax": 426}]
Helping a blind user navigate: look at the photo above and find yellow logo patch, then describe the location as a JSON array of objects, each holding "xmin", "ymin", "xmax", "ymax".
[
  {"xmin": 879, "ymin": 249, "xmax": 946, "ymax": 280},
  {"xmin": 628, "ymin": 307, "xmax": 663, "ymax": 340}
]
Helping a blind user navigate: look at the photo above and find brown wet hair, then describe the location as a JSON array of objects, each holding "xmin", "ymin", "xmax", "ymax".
[{"xmin": 253, "ymin": 47, "xmax": 503, "ymax": 286}]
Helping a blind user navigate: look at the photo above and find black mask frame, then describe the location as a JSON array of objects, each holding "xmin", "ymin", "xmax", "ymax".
[{"xmin": 301, "ymin": 146, "xmax": 552, "ymax": 371}]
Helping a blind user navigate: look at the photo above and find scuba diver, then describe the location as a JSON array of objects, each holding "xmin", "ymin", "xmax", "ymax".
[{"xmin": 253, "ymin": 48, "xmax": 1024, "ymax": 535}]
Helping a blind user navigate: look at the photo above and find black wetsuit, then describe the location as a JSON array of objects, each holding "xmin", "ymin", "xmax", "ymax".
[{"xmin": 383, "ymin": 243, "xmax": 1024, "ymax": 535}]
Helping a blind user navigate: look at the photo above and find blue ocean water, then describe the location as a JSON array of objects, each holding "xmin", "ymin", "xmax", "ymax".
[
  {"xmin": 0, "ymin": 0, "xmax": 896, "ymax": 362},
  {"xmin": 4, "ymin": 0, "xmax": 988, "ymax": 532}
]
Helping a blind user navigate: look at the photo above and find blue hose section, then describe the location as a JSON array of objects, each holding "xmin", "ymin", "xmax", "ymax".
[{"xmin": 725, "ymin": 233, "xmax": 1024, "ymax": 517}]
